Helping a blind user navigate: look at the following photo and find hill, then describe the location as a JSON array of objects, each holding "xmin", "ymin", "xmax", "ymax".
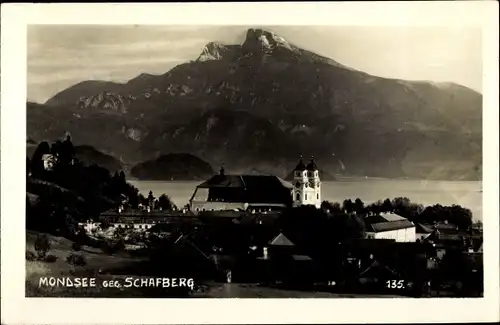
[
  {"xmin": 27, "ymin": 139, "xmax": 123, "ymax": 173},
  {"xmin": 27, "ymin": 28, "xmax": 482, "ymax": 180},
  {"xmin": 130, "ymin": 153, "xmax": 214, "ymax": 181},
  {"xmin": 74, "ymin": 145, "xmax": 123, "ymax": 172}
]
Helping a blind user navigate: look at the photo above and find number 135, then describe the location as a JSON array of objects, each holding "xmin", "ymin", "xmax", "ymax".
[{"xmin": 386, "ymin": 280, "xmax": 405, "ymax": 289}]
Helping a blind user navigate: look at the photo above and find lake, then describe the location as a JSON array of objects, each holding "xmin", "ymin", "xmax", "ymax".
[{"xmin": 128, "ymin": 179, "xmax": 482, "ymax": 221}]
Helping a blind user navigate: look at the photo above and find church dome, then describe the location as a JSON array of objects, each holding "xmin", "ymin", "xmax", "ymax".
[
  {"xmin": 306, "ymin": 157, "xmax": 318, "ymax": 171},
  {"xmin": 294, "ymin": 156, "xmax": 307, "ymax": 171}
]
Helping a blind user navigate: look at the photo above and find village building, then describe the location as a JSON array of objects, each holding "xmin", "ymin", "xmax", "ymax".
[
  {"xmin": 291, "ymin": 156, "xmax": 322, "ymax": 208},
  {"xmin": 78, "ymin": 206, "xmax": 188, "ymax": 234},
  {"xmin": 365, "ymin": 213, "xmax": 416, "ymax": 242},
  {"xmin": 189, "ymin": 166, "xmax": 294, "ymax": 213},
  {"xmin": 42, "ymin": 153, "xmax": 57, "ymax": 171},
  {"xmin": 416, "ymin": 223, "xmax": 435, "ymax": 241}
]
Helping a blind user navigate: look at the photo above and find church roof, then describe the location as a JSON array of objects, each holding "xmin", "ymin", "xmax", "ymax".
[
  {"xmin": 197, "ymin": 174, "xmax": 293, "ymax": 189},
  {"xmin": 306, "ymin": 157, "xmax": 318, "ymax": 171},
  {"xmin": 294, "ymin": 159, "xmax": 307, "ymax": 171}
]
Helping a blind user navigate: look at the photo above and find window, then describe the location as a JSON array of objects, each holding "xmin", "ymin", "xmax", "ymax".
[
  {"xmin": 317, "ymin": 193, "xmax": 319, "ymax": 199},
  {"xmin": 305, "ymin": 194, "xmax": 308, "ymax": 200},
  {"xmin": 315, "ymin": 171, "xmax": 318, "ymax": 177},
  {"xmin": 308, "ymin": 172, "xmax": 312, "ymax": 177},
  {"xmin": 296, "ymin": 171, "xmax": 301, "ymax": 177},
  {"xmin": 296, "ymin": 193, "xmax": 300, "ymax": 201}
]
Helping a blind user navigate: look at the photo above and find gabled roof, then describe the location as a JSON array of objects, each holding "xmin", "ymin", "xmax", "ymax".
[
  {"xmin": 269, "ymin": 232, "xmax": 295, "ymax": 246},
  {"xmin": 291, "ymin": 254, "xmax": 313, "ymax": 261},
  {"xmin": 359, "ymin": 260, "xmax": 399, "ymax": 278},
  {"xmin": 197, "ymin": 174, "xmax": 293, "ymax": 189},
  {"xmin": 370, "ymin": 220, "xmax": 415, "ymax": 233},
  {"xmin": 365, "ymin": 213, "xmax": 415, "ymax": 233},
  {"xmin": 416, "ymin": 223, "xmax": 434, "ymax": 234},
  {"xmin": 380, "ymin": 213, "xmax": 406, "ymax": 222}
]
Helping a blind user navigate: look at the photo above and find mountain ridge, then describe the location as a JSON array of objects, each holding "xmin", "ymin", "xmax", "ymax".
[{"xmin": 28, "ymin": 28, "xmax": 482, "ymax": 181}]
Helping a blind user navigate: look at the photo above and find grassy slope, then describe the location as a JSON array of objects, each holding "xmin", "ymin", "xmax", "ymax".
[{"xmin": 25, "ymin": 231, "xmax": 146, "ymax": 297}]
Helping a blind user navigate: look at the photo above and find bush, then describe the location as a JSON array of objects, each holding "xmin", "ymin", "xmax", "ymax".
[
  {"xmin": 72, "ymin": 242, "xmax": 82, "ymax": 251},
  {"xmin": 44, "ymin": 254, "xmax": 58, "ymax": 263},
  {"xmin": 114, "ymin": 239, "xmax": 126, "ymax": 251},
  {"xmin": 34, "ymin": 234, "xmax": 51, "ymax": 259},
  {"xmin": 26, "ymin": 250, "xmax": 37, "ymax": 261},
  {"xmin": 100, "ymin": 241, "xmax": 115, "ymax": 255},
  {"xmin": 66, "ymin": 253, "xmax": 87, "ymax": 266}
]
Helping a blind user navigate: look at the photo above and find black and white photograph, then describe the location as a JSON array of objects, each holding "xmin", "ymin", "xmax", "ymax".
[{"xmin": 2, "ymin": 2, "xmax": 499, "ymax": 324}]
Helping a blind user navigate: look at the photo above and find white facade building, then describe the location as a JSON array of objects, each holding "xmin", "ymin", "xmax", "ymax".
[
  {"xmin": 366, "ymin": 213, "xmax": 416, "ymax": 242},
  {"xmin": 292, "ymin": 156, "xmax": 321, "ymax": 209},
  {"xmin": 42, "ymin": 154, "xmax": 57, "ymax": 171}
]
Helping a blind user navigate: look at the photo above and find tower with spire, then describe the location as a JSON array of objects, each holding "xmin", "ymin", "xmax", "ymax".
[{"xmin": 292, "ymin": 155, "xmax": 321, "ymax": 208}]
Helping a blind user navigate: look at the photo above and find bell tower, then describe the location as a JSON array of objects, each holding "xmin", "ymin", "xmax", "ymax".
[
  {"xmin": 306, "ymin": 156, "xmax": 321, "ymax": 208},
  {"xmin": 292, "ymin": 155, "xmax": 321, "ymax": 208}
]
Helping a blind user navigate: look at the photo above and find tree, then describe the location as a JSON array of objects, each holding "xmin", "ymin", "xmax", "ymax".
[
  {"xmin": 321, "ymin": 200, "xmax": 342, "ymax": 214},
  {"xmin": 342, "ymin": 199, "xmax": 354, "ymax": 213},
  {"xmin": 138, "ymin": 194, "xmax": 148, "ymax": 206},
  {"xmin": 128, "ymin": 188, "xmax": 139, "ymax": 209},
  {"xmin": 59, "ymin": 134, "xmax": 75, "ymax": 166},
  {"xmin": 34, "ymin": 234, "xmax": 51, "ymax": 259},
  {"xmin": 381, "ymin": 198, "xmax": 393, "ymax": 212},
  {"xmin": 147, "ymin": 190, "xmax": 155, "ymax": 207},
  {"xmin": 158, "ymin": 194, "xmax": 176, "ymax": 211},
  {"xmin": 353, "ymin": 198, "xmax": 365, "ymax": 214},
  {"xmin": 31, "ymin": 141, "xmax": 51, "ymax": 178}
]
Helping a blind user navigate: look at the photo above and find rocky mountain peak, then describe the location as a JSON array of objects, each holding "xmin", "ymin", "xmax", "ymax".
[
  {"xmin": 197, "ymin": 41, "xmax": 235, "ymax": 62},
  {"xmin": 243, "ymin": 28, "xmax": 294, "ymax": 52}
]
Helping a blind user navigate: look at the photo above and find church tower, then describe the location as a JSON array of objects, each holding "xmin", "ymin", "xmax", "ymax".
[{"xmin": 292, "ymin": 156, "xmax": 321, "ymax": 208}]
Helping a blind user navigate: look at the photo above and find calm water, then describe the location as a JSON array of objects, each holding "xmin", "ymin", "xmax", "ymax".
[{"xmin": 128, "ymin": 179, "xmax": 483, "ymax": 221}]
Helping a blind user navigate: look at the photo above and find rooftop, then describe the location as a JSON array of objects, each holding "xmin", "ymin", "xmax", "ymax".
[
  {"xmin": 100, "ymin": 208, "xmax": 185, "ymax": 217},
  {"xmin": 197, "ymin": 174, "xmax": 292, "ymax": 189},
  {"xmin": 369, "ymin": 220, "xmax": 415, "ymax": 233},
  {"xmin": 365, "ymin": 213, "xmax": 415, "ymax": 233},
  {"xmin": 269, "ymin": 232, "xmax": 295, "ymax": 247},
  {"xmin": 416, "ymin": 223, "xmax": 435, "ymax": 234}
]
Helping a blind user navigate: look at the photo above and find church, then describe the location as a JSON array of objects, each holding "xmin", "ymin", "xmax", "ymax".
[
  {"xmin": 189, "ymin": 156, "xmax": 322, "ymax": 213},
  {"xmin": 291, "ymin": 156, "xmax": 322, "ymax": 209}
]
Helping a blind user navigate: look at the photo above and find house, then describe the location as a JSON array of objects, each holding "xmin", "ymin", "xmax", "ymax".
[
  {"xmin": 189, "ymin": 166, "xmax": 293, "ymax": 213},
  {"xmin": 256, "ymin": 232, "xmax": 317, "ymax": 284},
  {"xmin": 42, "ymin": 154, "xmax": 57, "ymax": 171},
  {"xmin": 416, "ymin": 223, "xmax": 434, "ymax": 241},
  {"xmin": 78, "ymin": 206, "xmax": 190, "ymax": 234},
  {"xmin": 365, "ymin": 213, "xmax": 416, "ymax": 242}
]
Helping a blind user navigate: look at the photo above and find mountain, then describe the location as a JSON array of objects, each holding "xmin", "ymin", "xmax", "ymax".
[
  {"xmin": 130, "ymin": 153, "xmax": 214, "ymax": 181},
  {"xmin": 27, "ymin": 28, "xmax": 482, "ymax": 180}
]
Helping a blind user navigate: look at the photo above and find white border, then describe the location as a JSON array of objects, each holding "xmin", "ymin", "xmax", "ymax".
[{"xmin": 1, "ymin": 2, "xmax": 499, "ymax": 324}]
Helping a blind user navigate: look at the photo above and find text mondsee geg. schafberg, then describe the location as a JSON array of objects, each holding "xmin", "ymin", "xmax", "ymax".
[{"xmin": 38, "ymin": 277, "xmax": 195, "ymax": 289}]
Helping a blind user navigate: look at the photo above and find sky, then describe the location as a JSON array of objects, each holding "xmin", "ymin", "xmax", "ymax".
[{"xmin": 27, "ymin": 25, "xmax": 483, "ymax": 103}]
